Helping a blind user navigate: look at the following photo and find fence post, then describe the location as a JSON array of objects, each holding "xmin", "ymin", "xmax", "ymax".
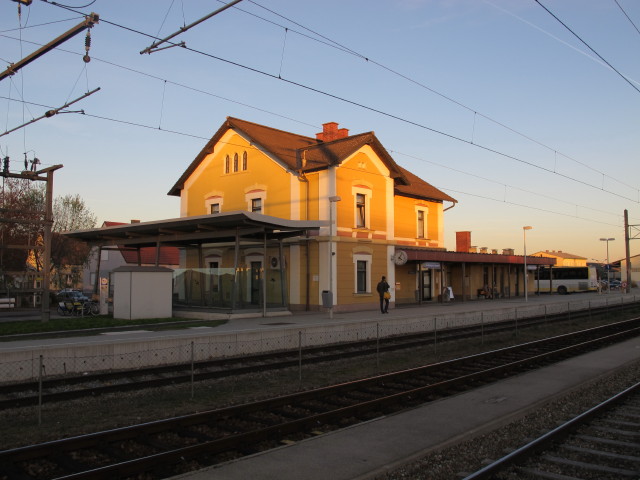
[
  {"xmin": 376, "ymin": 323, "xmax": 380, "ymax": 373},
  {"xmin": 298, "ymin": 331, "xmax": 302, "ymax": 383},
  {"xmin": 38, "ymin": 355, "xmax": 43, "ymax": 426},
  {"xmin": 588, "ymin": 300, "xmax": 591, "ymax": 321},
  {"xmin": 190, "ymin": 341, "xmax": 195, "ymax": 400},
  {"xmin": 515, "ymin": 308, "xmax": 518, "ymax": 337},
  {"xmin": 568, "ymin": 302, "xmax": 571, "ymax": 323},
  {"xmin": 481, "ymin": 312, "xmax": 484, "ymax": 346},
  {"xmin": 544, "ymin": 304, "xmax": 547, "ymax": 326},
  {"xmin": 434, "ymin": 317, "xmax": 437, "ymax": 353}
]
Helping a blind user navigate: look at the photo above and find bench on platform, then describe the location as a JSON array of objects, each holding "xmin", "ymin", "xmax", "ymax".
[{"xmin": 0, "ymin": 298, "xmax": 16, "ymax": 308}]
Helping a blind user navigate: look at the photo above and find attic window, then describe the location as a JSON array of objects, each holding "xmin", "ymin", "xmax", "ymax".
[
  {"xmin": 224, "ymin": 155, "xmax": 230, "ymax": 174},
  {"xmin": 242, "ymin": 151, "xmax": 248, "ymax": 170},
  {"xmin": 233, "ymin": 153, "xmax": 239, "ymax": 172}
]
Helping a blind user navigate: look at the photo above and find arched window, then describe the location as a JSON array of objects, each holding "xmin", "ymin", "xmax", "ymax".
[
  {"xmin": 224, "ymin": 155, "xmax": 230, "ymax": 174},
  {"xmin": 242, "ymin": 151, "xmax": 248, "ymax": 170},
  {"xmin": 233, "ymin": 153, "xmax": 239, "ymax": 172}
]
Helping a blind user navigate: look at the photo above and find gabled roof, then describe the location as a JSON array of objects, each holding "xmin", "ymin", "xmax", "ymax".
[
  {"xmin": 168, "ymin": 117, "xmax": 456, "ymax": 204},
  {"xmin": 395, "ymin": 166, "xmax": 457, "ymax": 203}
]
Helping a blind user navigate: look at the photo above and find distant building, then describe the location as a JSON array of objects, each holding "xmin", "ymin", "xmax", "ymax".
[
  {"xmin": 81, "ymin": 221, "xmax": 180, "ymax": 297},
  {"xmin": 615, "ymin": 254, "xmax": 639, "ymax": 287},
  {"xmin": 531, "ymin": 250, "xmax": 587, "ymax": 268}
]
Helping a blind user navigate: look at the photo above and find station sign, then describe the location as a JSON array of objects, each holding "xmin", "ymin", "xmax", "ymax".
[{"xmin": 421, "ymin": 262, "xmax": 441, "ymax": 269}]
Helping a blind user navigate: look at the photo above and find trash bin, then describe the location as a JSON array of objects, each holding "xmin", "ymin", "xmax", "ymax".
[{"xmin": 321, "ymin": 290, "xmax": 333, "ymax": 308}]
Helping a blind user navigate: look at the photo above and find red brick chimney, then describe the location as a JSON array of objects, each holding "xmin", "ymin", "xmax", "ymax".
[
  {"xmin": 456, "ymin": 231, "xmax": 471, "ymax": 253},
  {"xmin": 316, "ymin": 122, "xmax": 349, "ymax": 142}
]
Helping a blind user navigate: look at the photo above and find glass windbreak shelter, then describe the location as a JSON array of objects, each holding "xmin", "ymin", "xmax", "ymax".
[{"xmin": 63, "ymin": 212, "xmax": 324, "ymax": 315}]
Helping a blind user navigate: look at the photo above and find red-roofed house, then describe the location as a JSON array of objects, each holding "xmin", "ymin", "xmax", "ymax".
[
  {"xmin": 169, "ymin": 117, "xmax": 458, "ymax": 312},
  {"xmin": 81, "ymin": 221, "xmax": 179, "ymax": 297}
]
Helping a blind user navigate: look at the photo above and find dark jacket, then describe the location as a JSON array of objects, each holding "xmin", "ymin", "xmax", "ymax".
[{"xmin": 376, "ymin": 280, "xmax": 390, "ymax": 297}]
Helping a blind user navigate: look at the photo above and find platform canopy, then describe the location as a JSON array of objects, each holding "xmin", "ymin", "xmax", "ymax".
[{"xmin": 62, "ymin": 211, "xmax": 326, "ymax": 248}]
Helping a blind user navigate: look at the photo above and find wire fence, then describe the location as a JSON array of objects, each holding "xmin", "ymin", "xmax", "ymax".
[{"xmin": 1, "ymin": 294, "xmax": 638, "ymax": 385}]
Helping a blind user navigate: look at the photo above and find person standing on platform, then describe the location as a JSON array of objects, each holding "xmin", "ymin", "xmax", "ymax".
[{"xmin": 376, "ymin": 276, "xmax": 390, "ymax": 313}]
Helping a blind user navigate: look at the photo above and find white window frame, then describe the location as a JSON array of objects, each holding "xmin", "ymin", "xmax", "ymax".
[
  {"xmin": 417, "ymin": 208, "xmax": 425, "ymax": 238},
  {"xmin": 353, "ymin": 253, "xmax": 372, "ymax": 293},
  {"xmin": 205, "ymin": 197, "xmax": 223, "ymax": 214},
  {"xmin": 352, "ymin": 186, "xmax": 371, "ymax": 229},
  {"xmin": 415, "ymin": 205, "xmax": 429, "ymax": 239},
  {"xmin": 245, "ymin": 190, "xmax": 267, "ymax": 214}
]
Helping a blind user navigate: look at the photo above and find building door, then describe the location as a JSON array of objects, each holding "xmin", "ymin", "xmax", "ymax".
[
  {"xmin": 250, "ymin": 261, "xmax": 262, "ymax": 305},
  {"xmin": 422, "ymin": 270, "xmax": 432, "ymax": 301}
]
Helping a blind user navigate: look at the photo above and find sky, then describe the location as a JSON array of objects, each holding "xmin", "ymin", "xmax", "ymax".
[{"xmin": 1, "ymin": 0, "xmax": 638, "ymax": 264}]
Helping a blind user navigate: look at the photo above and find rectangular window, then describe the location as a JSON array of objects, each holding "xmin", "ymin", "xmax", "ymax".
[
  {"xmin": 417, "ymin": 210, "xmax": 425, "ymax": 238},
  {"xmin": 209, "ymin": 261, "xmax": 219, "ymax": 292},
  {"xmin": 356, "ymin": 260, "xmax": 367, "ymax": 293},
  {"xmin": 210, "ymin": 203, "xmax": 220, "ymax": 214},
  {"xmin": 356, "ymin": 193, "xmax": 366, "ymax": 228},
  {"xmin": 251, "ymin": 198, "xmax": 262, "ymax": 213}
]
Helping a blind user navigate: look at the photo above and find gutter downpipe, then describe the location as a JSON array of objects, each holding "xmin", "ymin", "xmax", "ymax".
[{"xmin": 298, "ymin": 166, "xmax": 311, "ymax": 311}]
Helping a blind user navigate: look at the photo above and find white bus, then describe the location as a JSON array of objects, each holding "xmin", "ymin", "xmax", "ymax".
[{"xmin": 536, "ymin": 266, "xmax": 598, "ymax": 294}]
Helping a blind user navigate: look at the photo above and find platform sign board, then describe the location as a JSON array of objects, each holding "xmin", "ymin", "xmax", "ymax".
[
  {"xmin": 421, "ymin": 262, "xmax": 441, "ymax": 270},
  {"xmin": 99, "ymin": 277, "xmax": 109, "ymax": 315}
]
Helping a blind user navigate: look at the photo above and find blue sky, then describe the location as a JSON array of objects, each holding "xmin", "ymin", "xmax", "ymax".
[{"xmin": 1, "ymin": 0, "xmax": 638, "ymax": 263}]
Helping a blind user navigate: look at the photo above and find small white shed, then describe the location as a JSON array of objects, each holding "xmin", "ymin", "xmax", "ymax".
[{"xmin": 112, "ymin": 266, "xmax": 173, "ymax": 320}]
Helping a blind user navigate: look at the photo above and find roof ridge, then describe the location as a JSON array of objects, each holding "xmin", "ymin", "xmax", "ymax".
[{"xmin": 227, "ymin": 117, "xmax": 318, "ymax": 143}]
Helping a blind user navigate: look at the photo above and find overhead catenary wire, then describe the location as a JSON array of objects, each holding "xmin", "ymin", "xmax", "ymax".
[
  {"xmin": 0, "ymin": 87, "xmax": 99, "ymax": 138},
  {"xmin": 613, "ymin": 0, "xmax": 640, "ymax": 37},
  {"xmin": 242, "ymin": 0, "xmax": 639, "ymax": 193},
  {"xmin": 12, "ymin": 2, "xmax": 635, "ymax": 215},
  {"xmin": 43, "ymin": 0, "xmax": 638, "ymax": 196},
  {"xmin": 2, "ymin": 90, "xmax": 632, "ymax": 229},
  {"xmin": 534, "ymin": 0, "xmax": 640, "ymax": 95},
  {"xmin": 40, "ymin": 0, "xmax": 639, "ymax": 199}
]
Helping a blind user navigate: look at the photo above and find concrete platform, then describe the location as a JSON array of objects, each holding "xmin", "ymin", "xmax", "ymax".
[
  {"xmin": 172, "ymin": 335, "xmax": 640, "ymax": 480},
  {"xmin": 0, "ymin": 291, "xmax": 636, "ymax": 382}
]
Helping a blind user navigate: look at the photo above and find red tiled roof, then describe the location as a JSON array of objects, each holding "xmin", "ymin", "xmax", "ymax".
[{"xmin": 168, "ymin": 117, "xmax": 456, "ymax": 204}]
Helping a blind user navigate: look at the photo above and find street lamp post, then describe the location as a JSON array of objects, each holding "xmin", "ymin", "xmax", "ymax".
[
  {"xmin": 523, "ymin": 226, "xmax": 533, "ymax": 302},
  {"xmin": 328, "ymin": 195, "xmax": 341, "ymax": 318},
  {"xmin": 599, "ymin": 238, "xmax": 615, "ymax": 293}
]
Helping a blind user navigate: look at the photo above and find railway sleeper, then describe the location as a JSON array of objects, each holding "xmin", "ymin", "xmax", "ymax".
[
  {"xmin": 559, "ymin": 444, "xmax": 640, "ymax": 466},
  {"xmin": 540, "ymin": 454, "xmax": 639, "ymax": 477},
  {"xmin": 574, "ymin": 434, "xmax": 640, "ymax": 450}
]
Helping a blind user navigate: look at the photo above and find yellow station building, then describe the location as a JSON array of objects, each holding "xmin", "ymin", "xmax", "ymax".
[
  {"xmin": 67, "ymin": 117, "xmax": 555, "ymax": 317},
  {"xmin": 168, "ymin": 117, "xmax": 458, "ymax": 312}
]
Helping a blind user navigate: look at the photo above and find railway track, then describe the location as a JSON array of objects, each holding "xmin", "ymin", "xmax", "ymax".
[
  {"xmin": 1, "ymin": 319, "xmax": 639, "ymax": 480},
  {"xmin": 0, "ymin": 304, "xmax": 634, "ymax": 410},
  {"xmin": 463, "ymin": 381, "xmax": 640, "ymax": 480}
]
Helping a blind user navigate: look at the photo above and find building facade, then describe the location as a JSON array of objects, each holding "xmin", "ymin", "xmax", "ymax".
[{"xmin": 169, "ymin": 117, "xmax": 457, "ymax": 312}]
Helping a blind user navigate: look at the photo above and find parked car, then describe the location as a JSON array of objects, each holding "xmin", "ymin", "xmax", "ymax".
[
  {"xmin": 56, "ymin": 289, "xmax": 89, "ymax": 303},
  {"xmin": 609, "ymin": 279, "xmax": 622, "ymax": 289}
]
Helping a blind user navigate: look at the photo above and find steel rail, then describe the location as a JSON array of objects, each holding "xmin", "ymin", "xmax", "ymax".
[
  {"xmin": 1, "ymin": 323, "xmax": 639, "ymax": 479},
  {"xmin": 1, "ymin": 313, "xmax": 637, "ymax": 410},
  {"xmin": 462, "ymin": 380, "xmax": 640, "ymax": 480}
]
